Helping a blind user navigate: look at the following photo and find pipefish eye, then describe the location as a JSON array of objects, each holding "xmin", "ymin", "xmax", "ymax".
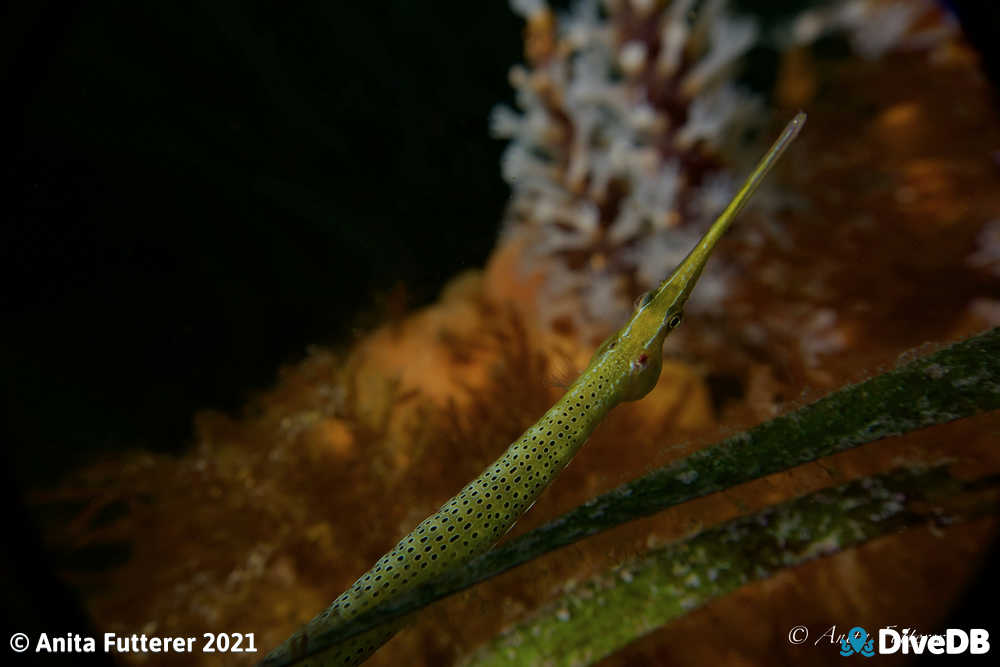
[
  {"xmin": 634, "ymin": 291, "xmax": 653, "ymax": 310},
  {"xmin": 667, "ymin": 313, "xmax": 683, "ymax": 328}
]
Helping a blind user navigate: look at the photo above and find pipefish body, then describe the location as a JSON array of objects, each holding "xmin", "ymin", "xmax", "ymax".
[{"xmin": 263, "ymin": 112, "xmax": 806, "ymax": 666}]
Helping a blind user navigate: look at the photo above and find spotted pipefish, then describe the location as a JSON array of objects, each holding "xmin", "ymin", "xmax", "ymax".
[{"xmin": 263, "ymin": 112, "xmax": 806, "ymax": 666}]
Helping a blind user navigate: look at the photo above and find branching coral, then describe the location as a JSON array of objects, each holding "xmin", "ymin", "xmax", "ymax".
[
  {"xmin": 491, "ymin": 0, "xmax": 960, "ymax": 344},
  {"xmin": 494, "ymin": 0, "xmax": 763, "ymax": 338}
]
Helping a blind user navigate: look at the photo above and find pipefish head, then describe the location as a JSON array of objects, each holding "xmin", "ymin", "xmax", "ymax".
[{"xmin": 592, "ymin": 112, "xmax": 807, "ymax": 403}]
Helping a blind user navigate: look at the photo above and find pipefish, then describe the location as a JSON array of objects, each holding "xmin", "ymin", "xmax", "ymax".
[{"xmin": 263, "ymin": 112, "xmax": 806, "ymax": 666}]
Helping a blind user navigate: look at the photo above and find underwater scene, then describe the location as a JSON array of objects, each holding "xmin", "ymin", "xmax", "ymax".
[{"xmin": 5, "ymin": 0, "xmax": 1000, "ymax": 665}]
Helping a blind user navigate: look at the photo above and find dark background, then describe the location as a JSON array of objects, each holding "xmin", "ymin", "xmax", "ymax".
[
  {"xmin": 3, "ymin": 1, "xmax": 999, "ymax": 664},
  {"xmin": 4, "ymin": 1, "xmax": 522, "ymax": 484}
]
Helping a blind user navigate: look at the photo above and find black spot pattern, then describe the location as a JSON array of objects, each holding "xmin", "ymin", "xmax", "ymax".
[{"xmin": 282, "ymin": 358, "xmax": 626, "ymax": 665}]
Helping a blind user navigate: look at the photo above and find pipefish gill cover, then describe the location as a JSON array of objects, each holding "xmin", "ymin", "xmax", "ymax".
[{"xmin": 5, "ymin": 1, "xmax": 1000, "ymax": 666}]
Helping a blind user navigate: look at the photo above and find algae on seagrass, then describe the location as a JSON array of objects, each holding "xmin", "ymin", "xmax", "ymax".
[{"xmin": 462, "ymin": 465, "xmax": 1000, "ymax": 666}]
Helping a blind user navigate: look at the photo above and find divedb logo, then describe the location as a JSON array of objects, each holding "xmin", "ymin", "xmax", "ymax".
[
  {"xmin": 879, "ymin": 627, "xmax": 990, "ymax": 656},
  {"xmin": 837, "ymin": 626, "xmax": 990, "ymax": 657}
]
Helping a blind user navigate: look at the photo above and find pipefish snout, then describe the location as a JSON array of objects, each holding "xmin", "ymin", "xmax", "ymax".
[{"xmin": 262, "ymin": 112, "xmax": 806, "ymax": 666}]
